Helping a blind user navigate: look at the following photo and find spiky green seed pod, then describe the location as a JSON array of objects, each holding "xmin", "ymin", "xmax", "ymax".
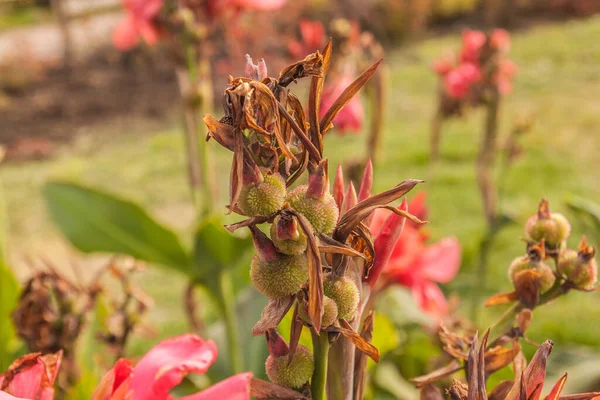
[
  {"xmin": 250, "ymin": 254, "xmax": 308, "ymax": 298},
  {"xmin": 508, "ymin": 256, "xmax": 555, "ymax": 293},
  {"xmin": 324, "ymin": 276, "xmax": 359, "ymax": 321},
  {"xmin": 525, "ymin": 200, "xmax": 571, "ymax": 248},
  {"xmin": 298, "ymin": 296, "xmax": 339, "ymax": 328},
  {"xmin": 270, "ymin": 215, "xmax": 307, "ymax": 255},
  {"xmin": 239, "ymin": 173, "xmax": 286, "ymax": 217},
  {"xmin": 266, "ymin": 345, "xmax": 314, "ymax": 389},
  {"xmin": 286, "ymin": 185, "xmax": 339, "ymax": 235},
  {"xmin": 557, "ymin": 237, "xmax": 598, "ymax": 290}
]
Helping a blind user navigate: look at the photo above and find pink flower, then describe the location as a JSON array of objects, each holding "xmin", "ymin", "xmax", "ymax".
[
  {"xmin": 433, "ymin": 52, "xmax": 455, "ymax": 76},
  {"xmin": 369, "ymin": 197, "xmax": 461, "ymax": 319},
  {"xmin": 233, "ymin": 0, "xmax": 286, "ymax": 10},
  {"xmin": 494, "ymin": 59, "xmax": 518, "ymax": 95},
  {"xmin": 490, "ymin": 29, "xmax": 511, "ymax": 53},
  {"xmin": 0, "ymin": 351, "xmax": 63, "ymax": 400},
  {"xmin": 320, "ymin": 73, "xmax": 364, "ymax": 133},
  {"xmin": 460, "ymin": 29, "xmax": 486, "ymax": 64},
  {"xmin": 288, "ymin": 20, "xmax": 325, "ymax": 59},
  {"xmin": 91, "ymin": 334, "xmax": 252, "ymax": 400},
  {"xmin": 113, "ymin": 0, "xmax": 163, "ymax": 51},
  {"xmin": 443, "ymin": 62, "xmax": 481, "ymax": 99}
]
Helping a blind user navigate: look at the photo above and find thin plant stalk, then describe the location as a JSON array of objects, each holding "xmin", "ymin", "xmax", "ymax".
[
  {"xmin": 215, "ymin": 269, "xmax": 244, "ymax": 373},
  {"xmin": 310, "ymin": 331, "xmax": 330, "ymax": 400},
  {"xmin": 366, "ymin": 66, "xmax": 387, "ymax": 166},
  {"xmin": 430, "ymin": 98, "xmax": 444, "ymax": 161}
]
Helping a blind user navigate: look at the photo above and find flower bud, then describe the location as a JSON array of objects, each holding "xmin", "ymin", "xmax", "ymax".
[
  {"xmin": 250, "ymin": 253, "xmax": 309, "ymax": 298},
  {"xmin": 270, "ymin": 214, "xmax": 307, "ymax": 255},
  {"xmin": 557, "ymin": 236, "xmax": 598, "ymax": 290},
  {"xmin": 239, "ymin": 172, "xmax": 286, "ymax": 217},
  {"xmin": 525, "ymin": 199, "xmax": 571, "ymax": 248},
  {"xmin": 286, "ymin": 185, "xmax": 339, "ymax": 235},
  {"xmin": 298, "ymin": 296, "xmax": 338, "ymax": 328},
  {"xmin": 508, "ymin": 242, "xmax": 555, "ymax": 294},
  {"xmin": 324, "ymin": 275, "xmax": 359, "ymax": 321},
  {"xmin": 266, "ymin": 344, "xmax": 314, "ymax": 389}
]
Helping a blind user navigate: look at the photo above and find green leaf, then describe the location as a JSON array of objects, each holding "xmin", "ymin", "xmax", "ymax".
[
  {"xmin": 193, "ymin": 216, "xmax": 253, "ymax": 281},
  {"xmin": 43, "ymin": 182, "xmax": 193, "ymax": 275},
  {"xmin": 566, "ymin": 195, "xmax": 600, "ymax": 232},
  {"xmin": 368, "ymin": 313, "xmax": 399, "ymax": 370}
]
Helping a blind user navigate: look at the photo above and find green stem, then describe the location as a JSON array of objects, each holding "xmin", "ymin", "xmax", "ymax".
[
  {"xmin": 215, "ymin": 269, "xmax": 243, "ymax": 373},
  {"xmin": 311, "ymin": 331, "xmax": 330, "ymax": 400}
]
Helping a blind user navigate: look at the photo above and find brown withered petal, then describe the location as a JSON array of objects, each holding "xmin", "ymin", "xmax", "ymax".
[
  {"xmin": 288, "ymin": 303, "xmax": 303, "ymax": 365},
  {"xmin": 334, "ymin": 179, "xmax": 423, "ymax": 243},
  {"xmin": 505, "ymin": 340, "xmax": 554, "ymax": 400},
  {"xmin": 467, "ymin": 331, "xmax": 488, "ymax": 400},
  {"xmin": 319, "ymin": 59, "xmax": 382, "ymax": 135},
  {"xmin": 328, "ymin": 319, "xmax": 380, "ymax": 362},
  {"xmin": 252, "ymin": 295, "xmax": 295, "ymax": 336},
  {"xmin": 517, "ymin": 309, "xmax": 533, "ymax": 333},
  {"xmin": 229, "ymin": 133, "xmax": 244, "ymax": 211},
  {"xmin": 286, "ymin": 209, "xmax": 323, "ymax": 332},
  {"xmin": 285, "ymin": 150, "xmax": 309, "ymax": 188},
  {"xmin": 488, "ymin": 380, "xmax": 515, "ymax": 400},
  {"xmin": 420, "ymin": 384, "xmax": 445, "ymax": 400},
  {"xmin": 308, "ymin": 41, "xmax": 331, "ymax": 155},
  {"xmin": 317, "ymin": 234, "xmax": 368, "ymax": 260},
  {"xmin": 484, "ymin": 342, "xmax": 521, "ymax": 376},
  {"xmin": 250, "ymin": 378, "xmax": 309, "ymax": 400},
  {"xmin": 544, "ymin": 373, "xmax": 568, "ymax": 400},
  {"xmin": 478, "ymin": 330, "xmax": 490, "ymax": 400},
  {"xmin": 514, "ymin": 269, "xmax": 543, "ymax": 309},
  {"xmin": 411, "ymin": 360, "xmax": 463, "ymax": 388},
  {"xmin": 354, "ymin": 311, "xmax": 375, "ymax": 400},
  {"xmin": 203, "ymin": 114, "xmax": 236, "ymax": 151},
  {"xmin": 224, "ymin": 215, "xmax": 271, "ymax": 232},
  {"xmin": 447, "ymin": 379, "xmax": 469, "ymax": 400},
  {"xmin": 278, "ymin": 52, "xmax": 324, "ymax": 87},
  {"xmin": 485, "ymin": 291, "xmax": 519, "ymax": 307},
  {"xmin": 277, "ymin": 102, "xmax": 322, "ymax": 163},
  {"xmin": 513, "ymin": 350, "xmax": 527, "ymax": 379}
]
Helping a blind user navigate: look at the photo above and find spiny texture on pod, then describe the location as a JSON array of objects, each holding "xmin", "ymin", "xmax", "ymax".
[
  {"xmin": 557, "ymin": 237, "xmax": 598, "ymax": 290},
  {"xmin": 239, "ymin": 172, "xmax": 286, "ymax": 217},
  {"xmin": 508, "ymin": 255, "xmax": 555, "ymax": 293},
  {"xmin": 270, "ymin": 214, "xmax": 307, "ymax": 255},
  {"xmin": 250, "ymin": 254, "xmax": 309, "ymax": 298},
  {"xmin": 525, "ymin": 199, "xmax": 571, "ymax": 248},
  {"xmin": 286, "ymin": 185, "xmax": 339, "ymax": 235},
  {"xmin": 298, "ymin": 296, "xmax": 339, "ymax": 328},
  {"xmin": 324, "ymin": 276, "xmax": 359, "ymax": 321},
  {"xmin": 266, "ymin": 345, "xmax": 314, "ymax": 389}
]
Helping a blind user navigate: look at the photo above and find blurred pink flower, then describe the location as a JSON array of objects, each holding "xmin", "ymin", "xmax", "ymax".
[
  {"xmin": 443, "ymin": 62, "xmax": 481, "ymax": 99},
  {"xmin": 460, "ymin": 29, "xmax": 486, "ymax": 64},
  {"xmin": 0, "ymin": 351, "xmax": 62, "ymax": 400},
  {"xmin": 113, "ymin": 0, "xmax": 163, "ymax": 51},
  {"xmin": 234, "ymin": 0, "xmax": 286, "ymax": 10},
  {"xmin": 91, "ymin": 334, "xmax": 252, "ymax": 400},
  {"xmin": 490, "ymin": 28, "xmax": 511, "ymax": 53},
  {"xmin": 494, "ymin": 59, "xmax": 518, "ymax": 95},
  {"xmin": 288, "ymin": 20, "xmax": 325, "ymax": 59},
  {"xmin": 433, "ymin": 53, "xmax": 454, "ymax": 76},
  {"xmin": 320, "ymin": 73, "xmax": 364, "ymax": 133},
  {"xmin": 369, "ymin": 196, "xmax": 461, "ymax": 318}
]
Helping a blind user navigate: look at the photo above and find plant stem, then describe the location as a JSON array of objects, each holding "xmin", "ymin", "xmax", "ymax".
[
  {"xmin": 215, "ymin": 269, "xmax": 243, "ymax": 374},
  {"xmin": 311, "ymin": 331, "xmax": 330, "ymax": 400}
]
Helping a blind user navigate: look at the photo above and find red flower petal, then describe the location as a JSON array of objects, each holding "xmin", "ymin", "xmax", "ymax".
[
  {"xmin": 130, "ymin": 334, "xmax": 218, "ymax": 400},
  {"xmin": 416, "ymin": 237, "xmax": 461, "ymax": 284},
  {"xmin": 235, "ymin": 0, "xmax": 286, "ymax": 10},
  {"xmin": 113, "ymin": 16, "xmax": 140, "ymax": 51},
  {"xmin": 180, "ymin": 373, "xmax": 252, "ymax": 400},
  {"xmin": 357, "ymin": 159, "xmax": 373, "ymax": 202},
  {"xmin": 411, "ymin": 280, "xmax": 448, "ymax": 317}
]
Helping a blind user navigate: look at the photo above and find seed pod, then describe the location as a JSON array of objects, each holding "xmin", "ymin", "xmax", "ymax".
[
  {"xmin": 239, "ymin": 172, "xmax": 286, "ymax": 217},
  {"xmin": 250, "ymin": 254, "xmax": 309, "ymax": 298},
  {"xmin": 508, "ymin": 255, "xmax": 555, "ymax": 293},
  {"xmin": 266, "ymin": 344, "xmax": 314, "ymax": 389},
  {"xmin": 324, "ymin": 275, "xmax": 359, "ymax": 321},
  {"xmin": 557, "ymin": 236, "xmax": 598, "ymax": 290},
  {"xmin": 525, "ymin": 199, "xmax": 571, "ymax": 248},
  {"xmin": 270, "ymin": 214, "xmax": 307, "ymax": 255},
  {"xmin": 286, "ymin": 185, "xmax": 339, "ymax": 235},
  {"xmin": 298, "ymin": 296, "xmax": 339, "ymax": 328}
]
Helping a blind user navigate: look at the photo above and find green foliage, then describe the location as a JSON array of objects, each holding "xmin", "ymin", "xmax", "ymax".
[
  {"xmin": 43, "ymin": 182, "xmax": 193, "ymax": 275},
  {"xmin": 566, "ymin": 195, "xmax": 600, "ymax": 244}
]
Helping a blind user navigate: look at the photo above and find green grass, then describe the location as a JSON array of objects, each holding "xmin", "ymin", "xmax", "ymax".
[
  {"xmin": 0, "ymin": 6, "xmax": 52, "ymax": 32},
  {"xmin": 2, "ymin": 14, "xmax": 600, "ymax": 376}
]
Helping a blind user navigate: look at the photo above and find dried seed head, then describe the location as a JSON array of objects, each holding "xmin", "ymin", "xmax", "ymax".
[
  {"xmin": 286, "ymin": 185, "xmax": 339, "ymax": 235},
  {"xmin": 239, "ymin": 172, "xmax": 286, "ymax": 217},
  {"xmin": 324, "ymin": 275, "xmax": 360, "ymax": 321},
  {"xmin": 270, "ymin": 214, "xmax": 308, "ymax": 255},
  {"xmin": 250, "ymin": 253, "xmax": 309, "ymax": 298},
  {"xmin": 508, "ymin": 255, "xmax": 555, "ymax": 294},
  {"xmin": 298, "ymin": 295, "xmax": 339, "ymax": 328},
  {"xmin": 266, "ymin": 344, "xmax": 314, "ymax": 389},
  {"xmin": 525, "ymin": 199, "xmax": 571, "ymax": 248},
  {"xmin": 557, "ymin": 236, "xmax": 597, "ymax": 290}
]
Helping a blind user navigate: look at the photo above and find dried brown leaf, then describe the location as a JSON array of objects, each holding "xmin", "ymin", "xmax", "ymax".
[
  {"xmin": 411, "ymin": 360, "xmax": 463, "ymax": 388},
  {"xmin": 288, "ymin": 303, "xmax": 303, "ymax": 365},
  {"xmin": 278, "ymin": 52, "xmax": 324, "ymax": 87},
  {"xmin": 485, "ymin": 342, "xmax": 521, "ymax": 375},
  {"xmin": 421, "ymin": 384, "xmax": 445, "ymax": 400},
  {"xmin": 320, "ymin": 59, "xmax": 382, "ymax": 134},
  {"xmin": 252, "ymin": 296, "xmax": 294, "ymax": 336},
  {"xmin": 354, "ymin": 311, "xmax": 375, "ymax": 400},
  {"xmin": 447, "ymin": 379, "xmax": 469, "ymax": 400},
  {"xmin": 505, "ymin": 340, "xmax": 554, "ymax": 400},
  {"xmin": 277, "ymin": 102, "xmax": 322, "ymax": 163},
  {"xmin": 229, "ymin": 133, "xmax": 244, "ymax": 211},
  {"xmin": 317, "ymin": 234, "xmax": 368, "ymax": 259},
  {"xmin": 488, "ymin": 380, "xmax": 515, "ymax": 400},
  {"xmin": 308, "ymin": 40, "xmax": 332, "ymax": 155},
  {"xmin": 329, "ymin": 319, "xmax": 380, "ymax": 362},
  {"xmin": 484, "ymin": 292, "xmax": 518, "ymax": 307},
  {"xmin": 250, "ymin": 378, "xmax": 308, "ymax": 399},
  {"xmin": 203, "ymin": 114, "xmax": 236, "ymax": 151}
]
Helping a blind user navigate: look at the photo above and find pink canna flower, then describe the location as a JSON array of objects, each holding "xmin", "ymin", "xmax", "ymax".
[
  {"xmin": 288, "ymin": 20, "xmax": 325, "ymax": 59},
  {"xmin": 433, "ymin": 52, "xmax": 455, "ymax": 76},
  {"xmin": 0, "ymin": 351, "xmax": 62, "ymax": 400},
  {"xmin": 233, "ymin": 0, "xmax": 286, "ymax": 10},
  {"xmin": 494, "ymin": 59, "xmax": 518, "ymax": 95},
  {"xmin": 91, "ymin": 334, "xmax": 252, "ymax": 400},
  {"xmin": 320, "ymin": 72, "xmax": 364, "ymax": 133},
  {"xmin": 490, "ymin": 28, "xmax": 511, "ymax": 53},
  {"xmin": 113, "ymin": 0, "xmax": 163, "ymax": 51},
  {"xmin": 460, "ymin": 29, "xmax": 486, "ymax": 64},
  {"xmin": 443, "ymin": 62, "xmax": 481, "ymax": 99},
  {"xmin": 369, "ymin": 196, "xmax": 461, "ymax": 319}
]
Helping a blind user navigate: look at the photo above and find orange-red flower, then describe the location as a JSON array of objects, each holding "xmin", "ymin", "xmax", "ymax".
[
  {"xmin": 113, "ymin": 0, "xmax": 163, "ymax": 51},
  {"xmin": 91, "ymin": 334, "xmax": 252, "ymax": 400}
]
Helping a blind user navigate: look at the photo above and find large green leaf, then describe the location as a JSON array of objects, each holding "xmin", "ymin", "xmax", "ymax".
[
  {"xmin": 566, "ymin": 195, "xmax": 600, "ymax": 232},
  {"xmin": 193, "ymin": 216, "xmax": 253, "ymax": 282},
  {"xmin": 43, "ymin": 182, "xmax": 193, "ymax": 275}
]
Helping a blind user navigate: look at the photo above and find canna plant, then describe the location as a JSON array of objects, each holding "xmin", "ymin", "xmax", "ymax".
[{"xmin": 202, "ymin": 44, "xmax": 424, "ymax": 399}]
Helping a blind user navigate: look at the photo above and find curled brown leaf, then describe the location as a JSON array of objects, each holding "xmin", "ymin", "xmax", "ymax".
[{"xmin": 252, "ymin": 296, "xmax": 295, "ymax": 336}]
